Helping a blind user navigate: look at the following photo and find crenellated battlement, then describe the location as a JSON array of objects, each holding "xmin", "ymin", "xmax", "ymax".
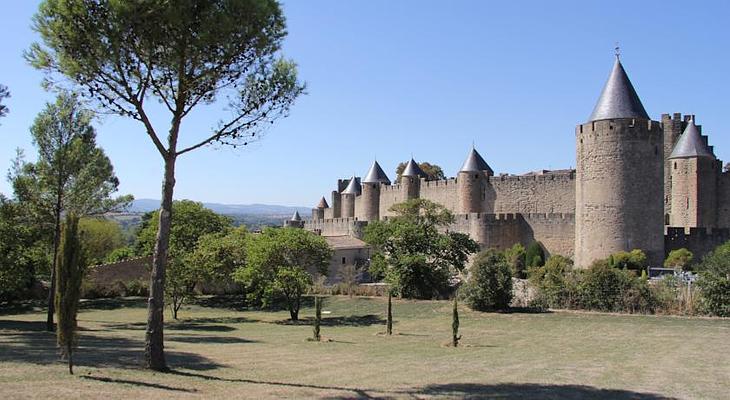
[
  {"xmin": 576, "ymin": 118, "xmax": 663, "ymax": 141},
  {"xmin": 489, "ymin": 171, "xmax": 575, "ymax": 183}
]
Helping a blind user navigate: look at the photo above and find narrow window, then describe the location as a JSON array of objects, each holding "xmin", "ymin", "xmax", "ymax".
[
  {"xmin": 341, "ymin": 257, "xmax": 346, "ymax": 265},
  {"xmin": 674, "ymin": 162, "xmax": 677, "ymax": 170}
]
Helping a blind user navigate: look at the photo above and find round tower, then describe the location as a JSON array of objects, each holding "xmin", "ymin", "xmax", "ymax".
[
  {"xmin": 668, "ymin": 118, "xmax": 717, "ymax": 228},
  {"xmin": 341, "ymin": 176, "xmax": 360, "ymax": 218},
  {"xmin": 457, "ymin": 147, "xmax": 493, "ymax": 214},
  {"xmin": 312, "ymin": 196, "xmax": 328, "ymax": 220},
  {"xmin": 401, "ymin": 158, "xmax": 426, "ymax": 200},
  {"xmin": 575, "ymin": 56, "xmax": 664, "ymax": 267},
  {"xmin": 361, "ymin": 160, "xmax": 391, "ymax": 222}
]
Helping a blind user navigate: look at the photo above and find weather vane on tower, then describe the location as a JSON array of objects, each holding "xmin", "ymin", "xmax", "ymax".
[{"xmin": 614, "ymin": 42, "xmax": 621, "ymax": 59}]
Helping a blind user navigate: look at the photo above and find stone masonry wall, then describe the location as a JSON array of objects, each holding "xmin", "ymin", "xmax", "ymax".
[
  {"xmin": 489, "ymin": 172, "xmax": 576, "ymax": 214},
  {"xmin": 718, "ymin": 172, "xmax": 730, "ymax": 228},
  {"xmin": 305, "ymin": 218, "xmax": 368, "ymax": 239}
]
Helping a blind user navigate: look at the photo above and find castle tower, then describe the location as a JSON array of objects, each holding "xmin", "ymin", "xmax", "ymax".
[
  {"xmin": 668, "ymin": 117, "xmax": 717, "ymax": 228},
  {"xmin": 284, "ymin": 211, "xmax": 305, "ymax": 228},
  {"xmin": 575, "ymin": 56, "xmax": 664, "ymax": 267},
  {"xmin": 340, "ymin": 176, "xmax": 361, "ymax": 218},
  {"xmin": 661, "ymin": 113, "xmax": 692, "ymax": 219},
  {"xmin": 401, "ymin": 158, "xmax": 426, "ymax": 200},
  {"xmin": 457, "ymin": 147, "xmax": 493, "ymax": 214},
  {"xmin": 312, "ymin": 196, "xmax": 329, "ymax": 220},
  {"xmin": 361, "ymin": 160, "xmax": 391, "ymax": 222}
]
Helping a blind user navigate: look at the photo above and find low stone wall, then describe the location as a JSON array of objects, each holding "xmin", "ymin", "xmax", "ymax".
[{"xmin": 85, "ymin": 256, "xmax": 151, "ymax": 288}]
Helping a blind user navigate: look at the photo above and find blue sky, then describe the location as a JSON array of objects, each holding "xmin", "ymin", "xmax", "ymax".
[{"xmin": 1, "ymin": 1, "xmax": 728, "ymax": 207}]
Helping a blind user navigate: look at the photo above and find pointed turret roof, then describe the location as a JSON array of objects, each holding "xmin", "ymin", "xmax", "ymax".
[
  {"xmin": 460, "ymin": 147, "xmax": 494, "ymax": 175},
  {"xmin": 669, "ymin": 118, "xmax": 715, "ymax": 159},
  {"xmin": 341, "ymin": 176, "xmax": 361, "ymax": 195},
  {"xmin": 291, "ymin": 211, "xmax": 302, "ymax": 221},
  {"xmin": 401, "ymin": 158, "xmax": 427, "ymax": 178},
  {"xmin": 316, "ymin": 197, "xmax": 329, "ymax": 209},
  {"xmin": 588, "ymin": 57, "xmax": 649, "ymax": 122},
  {"xmin": 363, "ymin": 160, "xmax": 391, "ymax": 184}
]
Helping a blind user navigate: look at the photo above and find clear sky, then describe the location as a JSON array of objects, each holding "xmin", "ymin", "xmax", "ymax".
[{"xmin": 1, "ymin": 1, "xmax": 728, "ymax": 207}]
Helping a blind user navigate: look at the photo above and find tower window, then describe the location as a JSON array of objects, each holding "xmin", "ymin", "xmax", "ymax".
[
  {"xmin": 342, "ymin": 257, "xmax": 346, "ymax": 264},
  {"xmin": 674, "ymin": 162, "xmax": 677, "ymax": 170}
]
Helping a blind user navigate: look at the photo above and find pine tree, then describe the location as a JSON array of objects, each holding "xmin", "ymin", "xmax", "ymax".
[
  {"xmin": 452, "ymin": 296, "xmax": 461, "ymax": 347},
  {"xmin": 313, "ymin": 296, "xmax": 322, "ymax": 341},
  {"xmin": 55, "ymin": 213, "xmax": 85, "ymax": 374},
  {"xmin": 386, "ymin": 292, "xmax": 393, "ymax": 335}
]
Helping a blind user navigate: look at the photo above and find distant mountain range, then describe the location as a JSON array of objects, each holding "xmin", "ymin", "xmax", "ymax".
[{"xmin": 127, "ymin": 199, "xmax": 310, "ymax": 216}]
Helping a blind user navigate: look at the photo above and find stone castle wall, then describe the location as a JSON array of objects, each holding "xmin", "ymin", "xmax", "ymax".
[
  {"xmin": 520, "ymin": 213, "xmax": 575, "ymax": 258},
  {"xmin": 305, "ymin": 218, "xmax": 368, "ymax": 238},
  {"xmin": 718, "ymin": 172, "xmax": 730, "ymax": 228},
  {"xmin": 665, "ymin": 226, "xmax": 730, "ymax": 261},
  {"xmin": 489, "ymin": 172, "xmax": 576, "ymax": 214}
]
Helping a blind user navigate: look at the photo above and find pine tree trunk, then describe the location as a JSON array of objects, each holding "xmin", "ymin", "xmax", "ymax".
[
  {"xmin": 46, "ymin": 204, "xmax": 62, "ymax": 332},
  {"xmin": 145, "ymin": 152, "xmax": 177, "ymax": 371}
]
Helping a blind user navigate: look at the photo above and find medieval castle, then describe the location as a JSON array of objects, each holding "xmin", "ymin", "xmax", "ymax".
[{"xmin": 298, "ymin": 56, "xmax": 730, "ymax": 268}]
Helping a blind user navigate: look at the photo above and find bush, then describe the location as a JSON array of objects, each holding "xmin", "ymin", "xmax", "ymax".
[
  {"xmin": 504, "ymin": 243, "xmax": 527, "ymax": 279},
  {"xmin": 664, "ymin": 248, "xmax": 693, "ymax": 270},
  {"xmin": 607, "ymin": 249, "xmax": 647, "ymax": 271},
  {"xmin": 525, "ymin": 242, "xmax": 545, "ymax": 268},
  {"xmin": 528, "ymin": 255, "xmax": 578, "ymax": 309},
  {"xmin": 463, "ymin": 250, "xmax": 512, "ymax": 311},
  {"xmin": 695, "ymin": 241, "xmax": 730, "ymax": 317},
  {"xmin": 579, "ymin": 261, "xmax": 654, "ymax": 313}
]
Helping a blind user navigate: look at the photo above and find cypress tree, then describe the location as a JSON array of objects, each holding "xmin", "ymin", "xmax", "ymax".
[
  {"xmin": 386, "ymin": 292, "xmax": 393, "ymax": 335},
  {"xmin": 55, "ymin": 213, "xmax": 85, "ymax": 375},
  {"xmin": 313, "ymin": 296, "xmax": 322, "ymax": 341},
  {"xmin": 526, "ymin": 241, "xmax": 545, "ymax": 267},
  {"xmin": 452, "ymin": 296, "xmax": 461, "ymax": 347}
]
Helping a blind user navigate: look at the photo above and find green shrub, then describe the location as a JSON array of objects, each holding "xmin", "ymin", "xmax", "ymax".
[
  {"xmin": 528, "ymin": 255, "xmax": 578, "ymax": 309},
  {"xmin": 696, "ymin": 241, "xmax": 730, "ymax": 316},
  {"xmin": 608, "ymin": 249, "xmax": 647, "ymax": 271},
  {"xmin": 525, "ymin": 242, "xmax": 545, "ymax": 268},
  {"xmin": 579, "ymin": 261, "xmax": 654, "ymax": 313},
  {"xmin": 463, "ymin": 250, "xmax": 512, "ymax": 311},
  {"xmin": 504, "ymin": 243, "xmax": 527, "ymax": 279},
  {"xmin": 664, "ymin": 248, "xmax": 693, "ymax": 271}
]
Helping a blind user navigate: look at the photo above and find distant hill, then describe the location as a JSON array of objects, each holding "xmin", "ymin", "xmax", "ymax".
[{"xmin": 127, "ymin": 199, "xmax": 310, "ymax": 217}]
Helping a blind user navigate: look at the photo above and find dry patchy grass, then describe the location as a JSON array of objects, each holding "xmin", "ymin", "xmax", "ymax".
[{"xmin": 1, "ymin": 296, "xmax": 728, "ymax": 399}]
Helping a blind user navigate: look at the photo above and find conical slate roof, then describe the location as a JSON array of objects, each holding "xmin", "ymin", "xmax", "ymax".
[
  {"xmin": 363, "ymin": 160, "xmax": 391, "ymax": 184},
  {"xmin": 341, "ymin": 176, "xmax": 361, "ymax": 195},
  {"xmin": 316, "ymin": 197, "xmax": 329, "ymax": 209},
  {"xmin": 669, "ymin": 119, "xmax": 715, "ymax": 159},
  {"xmin": 588, "ymin": 58, "xmax": 649, "ymax": 122},
  {"xmin": 460, "ymin": 148, "xmax": 494, "ymax": 175},
  {"xmin": 291, "ymin": 211, "xmax": 302, "ymax": 221},
  {"xmin": 401, "ymin": 158, "xmax": 427, "ymax": 178}
]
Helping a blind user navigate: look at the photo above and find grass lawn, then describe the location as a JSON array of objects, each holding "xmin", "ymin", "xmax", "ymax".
[{"xmin": 1, "ymin": 296, "xmax": 728, "ymax": 399}]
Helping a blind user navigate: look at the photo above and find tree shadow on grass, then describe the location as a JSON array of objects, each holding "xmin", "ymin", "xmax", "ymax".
[
  {"xmin": 194, "ymin": 295, "xmax": 248, "ymax": 311},
  {"xmin": 79, "ymin": 376, "xmax": 197, "ymax": 393},
  {"xmin": 78, "ymin": 297, "xmax": 148, "ymax": 310},
  {"xmin": 101, "ymin": 316, "xmax": 255, "ymax": 333},
  {"xmin": 166, "ymin": 335, "xmax": 258, "ymax": 345},
  {"xmin": 0, "ymin": 319, "xmax": 223, "ymax": 371},
  {"xmin": 409, "ymin": 383, "xmax": 676, "ymax": 400},
  {"xmin": 272, "ymin": 314, "xmax": 385, "ymax": 327}
]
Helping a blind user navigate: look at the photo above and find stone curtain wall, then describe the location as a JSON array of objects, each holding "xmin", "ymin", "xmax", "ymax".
[
  {"xmin": 521, "ymin": 213, "xmax": 575, "ymax": 258},
  {"xmin": 665, "ymin": 227, "xmax": 730, "ymax": 261},
  {"xmin": 85, "ymin": 256, "xmax": 151, "ymax": 289},
  {"xmin": 489, "ymin": 172, "xmax": 576, "ymax": 214},
  {"xmin": 717, "ymin": 171, "xmax": 730, "ymax": 228}
]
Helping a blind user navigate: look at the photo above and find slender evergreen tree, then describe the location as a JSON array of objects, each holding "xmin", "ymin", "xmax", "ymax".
[
  {"xmin": 55, "ymin": 213, "xmax": 85, "ymax": 374},
  {"xmin": 313, "ymin": 296, "xmax": 322, "ymax": 341},
  {"xmin": 452, "ymin": 295, "xmax": 461, "ymax": 347},
  {"xmin": 386, "ymin": 292, "xmax": 393, "ymax": 335}
]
